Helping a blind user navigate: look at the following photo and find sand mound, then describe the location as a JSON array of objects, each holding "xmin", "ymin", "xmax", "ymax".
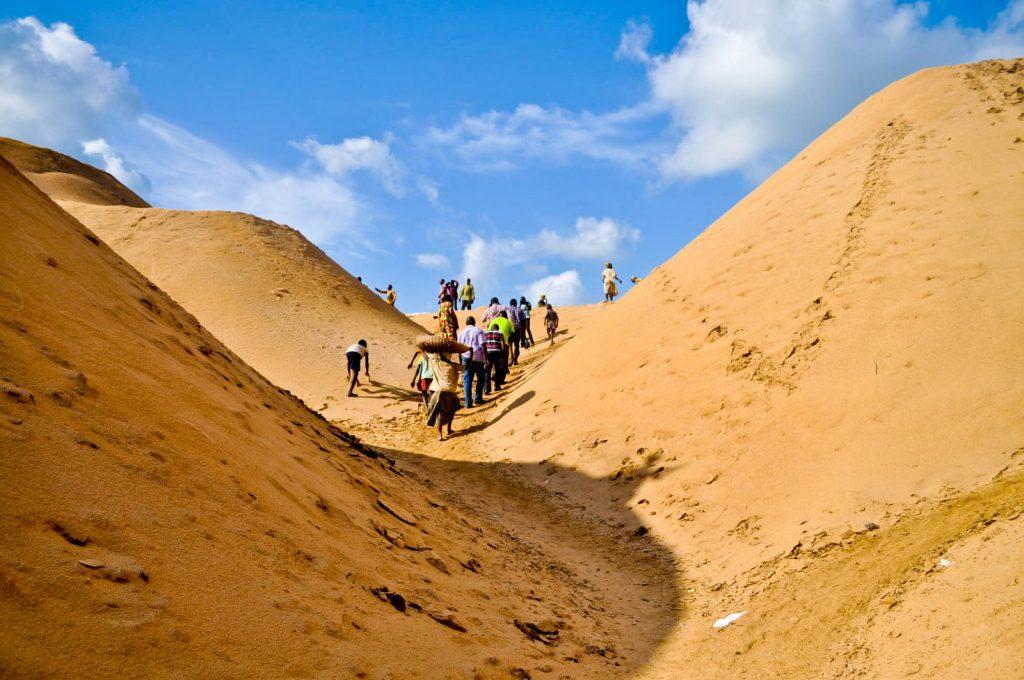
[
  {"xmin": 0, "ymin": 137, "xmax": 149, "ymax": 208},
  {"xmin": 466, "ymin": 59, "xmax": 1024, "ymax": 674},
  {"xmin": 0, "ymin": 157, "xmax": 667, "ymax": 677},
  {"xmin": 52, "ymin": 203, "xmax": 424, "ymax": 424}
]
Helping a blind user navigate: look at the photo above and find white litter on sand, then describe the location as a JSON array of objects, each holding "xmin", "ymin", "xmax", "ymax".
[
  {"xmin": 713, "ymin": 611, "xmax": 747, "ymax": 629},
  {"xmin": 939, "ymin": 558, "xmax": 952, "ymax": 567}
]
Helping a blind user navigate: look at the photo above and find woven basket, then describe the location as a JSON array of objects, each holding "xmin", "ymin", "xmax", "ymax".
[{"xmin": 416, "ymin": 334, "xmax": 469, "ymax": 354}]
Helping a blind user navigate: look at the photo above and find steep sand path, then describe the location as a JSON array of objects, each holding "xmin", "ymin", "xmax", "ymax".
[
  {"xmin": 358, "ymin": 59, "xmax": 1024, "ymax": 678},
  {"xmin": 0, "ymin": 155, "xmax": 679, "ymax": 677}
]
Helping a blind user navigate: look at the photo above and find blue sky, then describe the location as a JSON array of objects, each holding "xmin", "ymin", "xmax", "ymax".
[{"xmin": 2, "ymin": 1, "xmax": 1021, "ymax": 311}]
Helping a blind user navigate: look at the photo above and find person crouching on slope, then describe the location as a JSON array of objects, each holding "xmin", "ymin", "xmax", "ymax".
[
  {"xmin": 345, "ymin": 340, "xmax": 370, "ymax": 397},
  {"xmin": 424, "ymin": 352, "xmax": 461, "ymax": 441}
]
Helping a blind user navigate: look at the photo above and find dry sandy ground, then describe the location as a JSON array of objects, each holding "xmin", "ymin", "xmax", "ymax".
[
  {"xmin": 0, "ymin": 156, "xmax": 675, "ymax": 678},
  {"xmin": 446, "ymin": 59, "xmax": 1024, "ymax": 677},
  {"xmin": 2, "ymin": 58, "xmax": 1023, "ymax": 678}
]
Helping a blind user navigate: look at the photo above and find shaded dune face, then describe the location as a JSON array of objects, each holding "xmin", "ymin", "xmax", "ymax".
[{"xmin": 0, "ymin": 157, "xmax": 678, "ymax": 677}]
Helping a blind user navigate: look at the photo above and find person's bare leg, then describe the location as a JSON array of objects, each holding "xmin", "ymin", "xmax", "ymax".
[
  {"xmin": 437, "ymin": 421, "xmax": 444, "ymax": 441},
  {"xmin": 347, "ymin": 372, "xmax": 359, "ymax": 397}
]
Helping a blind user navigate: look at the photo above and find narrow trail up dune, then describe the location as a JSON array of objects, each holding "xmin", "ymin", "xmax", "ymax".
[
  {"xmin": 372, "ymin": 59, "xmax": 1024, "ymax": 677},
  {"xmin": 0, "ymin": 156, "xmax": 676, "ymax": 678}
]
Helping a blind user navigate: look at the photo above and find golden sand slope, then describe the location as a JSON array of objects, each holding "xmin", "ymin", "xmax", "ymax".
[
  {"xmin": 0, "ymin": 156, "xmax": 677, "ymax": 677},
  {"xmin": 0, "ymin": 137, "xmax": 149, "ymax": 208},
  {"xmin": 55, "ymin": 203, "xmax": 425, "ymax": 424},
  {"xmin": 464, "ymin": 60, "xmax": 1024, "ymax": 675}
]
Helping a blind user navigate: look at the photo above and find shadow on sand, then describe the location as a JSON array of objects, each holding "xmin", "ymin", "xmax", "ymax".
[{"xmin": 358, "ymin": 440, "xmax": 682, "ymax": 676}]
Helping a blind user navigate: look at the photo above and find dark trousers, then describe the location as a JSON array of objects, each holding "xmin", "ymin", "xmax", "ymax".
[
  {"xmin": 510, "ymin": 330, "xmax": 521, "ymax": 364},
  {"xmin": 460, "ymin": 300, "xmax": 473, "ymax": 310},
  {"xmin": 485, "ymin": 351, "xmax": 506, "ymax": 392},
  {"xmin": 461, "ymin": 357, "xmax": 485, "ymax": 407}
]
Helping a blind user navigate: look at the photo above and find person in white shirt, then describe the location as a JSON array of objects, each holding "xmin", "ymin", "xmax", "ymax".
[
  {"xmin": 457, "ymin": 316, "xmax": 487, "ymax": 408},
  {"xmin": 602, "ymin": 262, "xmax": 622, "ymax": 302},
  {"xmin": 345, "ymin": 340, "xmax": 370, "ymax": 397}
]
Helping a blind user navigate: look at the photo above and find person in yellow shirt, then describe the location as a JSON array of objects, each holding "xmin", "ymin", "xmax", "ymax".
[
  {"xmin": 375, "ymin": 283, "xmax": 397, "ymax": 305},
  {"xmin": 459, "ymin": 278, "xmax": 476, "ymax": 310}
]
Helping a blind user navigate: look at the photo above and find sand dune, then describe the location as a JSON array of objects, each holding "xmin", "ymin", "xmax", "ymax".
[
  {"xmin": 58, "ymin": 203, "xmax": 424, "ymax": 424},
  {"xmin": 0, "ymin": 155, "xmax": 676, "ymax": 677},
  {"xmin": 3, "ymin": 56, "xmax": 1022, "ymax": 678},
  {"xmin": 0, "ymin": 139, "xmax": 425, "ymax": 424},
  {"xmin": 446, "ymin": 59, "xmax": 1024, "ymax": 675},
  {"xmin": 0, "ymin": 137, "xmax": 149, "ymax": 208}
]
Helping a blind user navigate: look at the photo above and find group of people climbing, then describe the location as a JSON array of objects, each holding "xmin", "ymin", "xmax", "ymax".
[
  {"xmin": 353, "ymin": 262, "xmax": 627, "ymax": 440},
  {"xmin": 407, "ymin": 283, "xmax": 561, "ymax": 440}
]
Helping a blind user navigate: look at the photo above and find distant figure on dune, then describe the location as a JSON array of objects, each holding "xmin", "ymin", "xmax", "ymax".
[
  {"xmin": 424, "ymin": 352, "xmax": 461, "ymax": 441},
  {"xmin": 345, "ymin": 339, "xmax": 370, "ymax": 397},
  {"xmin": 447, "ymin": 279, "xmax": 459, "ymax": 305},
  {"xmin": 460, "ymin": 277, "xmax": 476, "ymax": 310},
  {"xmin": 457, "ymin": 316, "xmax": 486, "ymax": 408},
  {"xmin": 437, "ymin": 294, "xmax": 459, "ymax": 341},
  {"xmin": 630, "ymin": 275, "xmax": 642, "ymax": 284},
  {"xmin": 602, "ymin": 262, "xmax": 622, "ymax": 302},
  {"xmin": 545, "ymin": 304, "xmax": 559, "ymax": 344},
  {"xmin": 437, "ymin": 278, "xmax": 448, "ymax": 304},
  {"xmin": 537, "ymin": 293, "xmax": 548, "ymax": 308},
  {"xmin": 519, "ymin": 295, "xmax": 535, "ymax": 347},
  {"xmin": 374, "ymin": 283, "xmax": 397, "ymax": 305}
]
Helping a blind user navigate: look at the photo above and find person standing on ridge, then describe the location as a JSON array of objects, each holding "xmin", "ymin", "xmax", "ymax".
[
  {"xmin": 545, "ymin": 304, "xmax": 560, "ymax": 344},
  {"xmin": 375, "ymin": 284, "xmax": 397, "ymax": 306},
  {"xmin": 345, "ymin": 339, "xmax": 370, "ymax": 397},
  {"xmin": 457, "ymin": 316, "xmax": 486, "ymax": 407},
  {"xmin": 602, "ymin": 262, "xmax": 622, "ymax": 302},
  {"xmin": 519, "ymin": 295, "xmax": 534, "ymax": 348},
  {"xmin": 437, "ymin": 278, "xmax": 448, "ymax": 305},
  {"xmin": 460, "ymin": 278, "xmax": 476, "ymax": 310},
  {"xmin": 437, "ymin": 294, "xmax": 459, "ymax": 341},
  {"xmin": 448, "ymin": 279, "xmax": 459, "ymax": 306}
]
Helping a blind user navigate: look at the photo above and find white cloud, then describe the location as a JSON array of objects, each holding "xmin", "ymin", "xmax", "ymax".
[
  {"xmin": 422, "ymin": 102, "xmax": 661, "ymax": 171},
  {"xmin": 424, "ymin": 1, "xmax": 1024, "ymax": 182},
  {"xmin": 415, "ymin": 252, "xmax": 450, "ymax": 269},
  {"xmin": 458, "ymin": 216, "xmax": 638, "ymax": 294},
  {"xmin": 523, "ymin": 270, "xmax": 583, "ymax": 306},
  {"xmin": 536, "ymin": 216, "xmax": 639, "ymax": 259},
  {"xmin": 416, "ymin": 176, "xmax": 440, "ymax": 206},
  {"xmin": 0, "ymin": 17, "xmax": 139, "ymax": 148},
  {"xmin": 292, "ymin": 134, "xmax": 406, "ymax": 195},
  {"xmin": 82, "ymin": 137, "xmax": 150, "ymax": 194},
  {"xmin": 0, "ymin": 16, "xmax": 410, "ymax": 250},
  {"xmin": 615, "ymin": 19, "xmax": 654, "ymax": 65},
  {"xmin": 638, "ymin": 0, "xmax": 1024, "ymax": 180}
]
